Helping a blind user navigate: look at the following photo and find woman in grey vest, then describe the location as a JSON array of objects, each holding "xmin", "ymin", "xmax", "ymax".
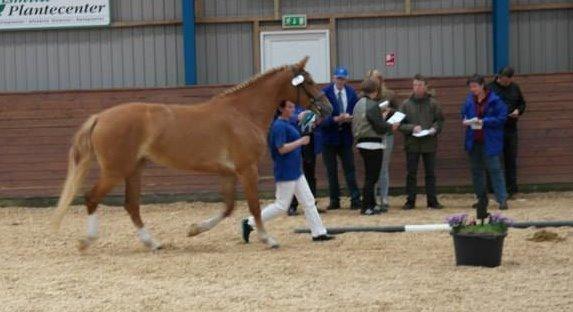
[
  {"xmin": 352, "ymin": 79, "xmax": 398, "ymax": 215},
  {"xmin": 366, "ymin": 70, "xmax": 399, "ymax": 210}
]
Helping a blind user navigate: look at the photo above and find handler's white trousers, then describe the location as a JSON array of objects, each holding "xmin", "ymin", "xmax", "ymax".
[{"xmin": 248, "ymin": 175, "xmax": 327, "ymax": 237}]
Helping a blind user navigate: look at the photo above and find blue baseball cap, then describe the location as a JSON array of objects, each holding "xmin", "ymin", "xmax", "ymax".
[{"xmin": 333, "ymin": 67, "xmax": 349, "ymax": 79}]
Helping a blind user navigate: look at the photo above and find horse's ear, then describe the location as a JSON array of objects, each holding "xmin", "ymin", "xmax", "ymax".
[{"xmin": 295, "ymin": 56, "xmax": 310, "ymax": 70}]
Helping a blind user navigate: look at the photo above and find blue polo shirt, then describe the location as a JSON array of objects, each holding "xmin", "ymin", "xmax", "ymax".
[{"xmin": 269, "ymin": 118, "xmax": 303, "ymax": 182}]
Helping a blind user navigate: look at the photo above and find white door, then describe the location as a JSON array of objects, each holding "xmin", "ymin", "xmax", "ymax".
[{"xmin": 260, "ymin": 30, "xmax": 330, "ymax": 83}]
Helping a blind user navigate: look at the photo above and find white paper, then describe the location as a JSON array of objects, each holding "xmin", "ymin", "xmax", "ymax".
[
  {"xmin": 386, "ymin": 111, "xmax": 405, "ymax": 124},
  {"xmin": 463, "ymin": 117, "xmax": 478, "ymax": 125},
  {"xmin": 413, "ymin": 130, "xmax": 431, "ymax": 137},
  {"xmin": 463, "ymin": 117, "xmax": 483, "ymax": 130}
]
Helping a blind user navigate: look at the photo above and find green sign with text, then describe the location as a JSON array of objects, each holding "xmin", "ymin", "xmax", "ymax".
[{"xmin": 282, "ymin": 14, "xmax": 307, "ymax": 29}]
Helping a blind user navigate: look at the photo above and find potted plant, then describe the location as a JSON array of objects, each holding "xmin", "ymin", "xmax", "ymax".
[{"xmin": 447, "ymin": 213, "xmax": 512, "ymax": 268}]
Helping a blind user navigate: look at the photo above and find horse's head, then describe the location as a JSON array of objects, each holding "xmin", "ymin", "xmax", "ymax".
[{"xmin": 286, "ymin": 56, "xmax": 333, "ymax": 117}]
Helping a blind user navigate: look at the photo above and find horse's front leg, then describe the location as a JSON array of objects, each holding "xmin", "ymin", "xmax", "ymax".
[{"xmin": 238, "ymin": 165, "xmax": 279, "ymax": 248}]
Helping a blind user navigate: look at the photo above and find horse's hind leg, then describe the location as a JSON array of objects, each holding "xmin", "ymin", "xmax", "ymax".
[
  {"xmin": 238, "ymin": 165, "xmax": 278, "ymax": 248},
  {"xmin": 188, "ymin": 173, "xmax": 237, "ymax": 237},
  {"xmin": 124, "ymin": 161, "xmax": 162, "ymax": 251},
  {"xmin": 78, "ymin": 176, "xmax": 121, "ymax": 251}
]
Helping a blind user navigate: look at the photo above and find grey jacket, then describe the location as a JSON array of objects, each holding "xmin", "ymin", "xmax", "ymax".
[{"xmin": 352, "ymin": 97, "xmax": 391, "ymax": 143}]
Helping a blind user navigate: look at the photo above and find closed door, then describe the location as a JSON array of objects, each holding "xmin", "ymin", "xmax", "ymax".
[{"xmin": 260, "ymin": 30, "xmax": 330, "ymax": 83}]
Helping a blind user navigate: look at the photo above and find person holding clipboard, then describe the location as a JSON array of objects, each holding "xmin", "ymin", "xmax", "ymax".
[
  {"xmin": 461, "ymin": 74, "xmax": 509, "ymax": 213},
  {"xmin": 352, "ymin": 79, "xmax": 400, "ymax": 215},
  {"xmin": 398, "ymin": 74, "xmax": 445, "ymax": 210}
]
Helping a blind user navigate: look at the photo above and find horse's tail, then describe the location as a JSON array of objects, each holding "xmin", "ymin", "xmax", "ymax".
[{"xmin": 51, "ymin": 114, "xmax": 98, "ymax": 232}]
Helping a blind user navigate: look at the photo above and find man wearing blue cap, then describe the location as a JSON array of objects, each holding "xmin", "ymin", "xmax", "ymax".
[{"xmin": 320, "ymin": 67, "xmax": 361, "ymax": 210}]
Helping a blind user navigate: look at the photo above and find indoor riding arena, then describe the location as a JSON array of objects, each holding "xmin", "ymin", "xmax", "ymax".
[{"xmin": 1, "ymin": 1, "xmax": 572, "ymax": 311}]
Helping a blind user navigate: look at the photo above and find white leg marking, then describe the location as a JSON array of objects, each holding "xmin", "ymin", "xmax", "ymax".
[
  {"xmin": 78, "ymin": 214, "xmax": 99, "ymax": 251},
  {"xmin": 87, "ymin": 214, "xmax": 99, "ymax": 239},
  {"xmin": 258, "ymin": 229, "xmax": 279, "ymax": 249},
  {"xmin": 137, "ymin": 227, "xmax": 162, "ymax": 250},
  {"xmin": 188, "ymin": 213, "xmax": 224, "ymax": 237}
]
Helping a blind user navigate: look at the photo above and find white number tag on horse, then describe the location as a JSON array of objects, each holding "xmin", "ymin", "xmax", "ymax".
[{"xmin": 291, "ymin": 75, "xmax": 305, "ymax": 86}]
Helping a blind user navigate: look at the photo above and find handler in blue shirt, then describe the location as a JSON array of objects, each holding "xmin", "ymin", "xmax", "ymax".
[
  {"xmin": 287, "ymin": 105, "xmax": 324, "ymax": 216},
  {"xmin": 241, "ymin": 100, "xmax": 333, "ymax": 242},
  {"xmin": 321, "ymin": 67, "xmax": 361, "ymax": 210}
]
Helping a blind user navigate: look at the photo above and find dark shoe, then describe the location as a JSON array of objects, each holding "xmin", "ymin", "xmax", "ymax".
[
  {"xmin": 327, "ymin": 202, "xmax": 341, "ymax": 210},
  {"xmin": 402, "ymin": 201, "xmax": 415, "ymax": 210},
  {"xmin": 312, "ymin": 234, "xmax": 335, "ymax": 242},
  {"xmin": 499, "ymin": 202, "xmax": 509, "ymax": 210},
  {"xmin": 350, "ymin": 200, "xmax": 362, "ymax": 210},
  {"xmin": 427, "ymin": 202, "xmax": 444, "ymax": 209},
  {"xmin": 375, "ymin": 205, "xmax": 388, "ymax": 213},
  {"xmin": 241, "ymin": 218, "xmax": 253, "ymax": 243},
  {"xmin": 287, "ymin": 205, "xmax": 299, "ymax": 216},
  {"xmin": 472, "ymin": 201, "xmax": 479, "ymax": 209}
]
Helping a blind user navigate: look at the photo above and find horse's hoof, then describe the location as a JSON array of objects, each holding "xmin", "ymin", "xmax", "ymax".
[
  {"xmin": 77, "ymin": 239, "xmax": 91, "ymax": 251},
  {"xmin": 187, "ymin": 224, "xmax": 202, "ymax": 237},
  {"xmin": 151, "ymin": 243, "xmax": 163, "ymax": 251},
  {"xmin": 263, "ymin": 236, "xmax": 280, "ymax": 249}
]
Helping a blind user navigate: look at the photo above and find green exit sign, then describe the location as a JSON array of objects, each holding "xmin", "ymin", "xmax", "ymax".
[{"xmin": 282, "ymin": 14, "xmax": 307, "ymax": 29}]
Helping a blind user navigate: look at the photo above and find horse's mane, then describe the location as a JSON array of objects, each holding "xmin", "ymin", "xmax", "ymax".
[{"xmin": 216, "ymin": 65, "xmax": 291, "ymax": 98}]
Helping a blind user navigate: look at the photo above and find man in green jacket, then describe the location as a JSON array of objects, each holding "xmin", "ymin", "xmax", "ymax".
[{"xmin": 399, "ymin": 74, "xmax": 445, "ymax": 210}]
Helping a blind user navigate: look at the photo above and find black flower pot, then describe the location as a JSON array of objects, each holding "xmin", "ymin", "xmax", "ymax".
[{"xmin": 451, "ymin": 232, "xmax": 507, "ymax": 267}]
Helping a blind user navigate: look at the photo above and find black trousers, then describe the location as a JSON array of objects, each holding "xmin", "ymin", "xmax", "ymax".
[
  {"xmin": 406, "ymin": 152, "xmax": 438, "ymax": 205},
  {"xmin": 322, "ymin": 144, "xmax": 361, "ymax": 205},
  {"xmin": 359, "ymin": 148, "xmax": 383, "ymax": 211},
  {"xmin": 290, "ymin": 135, "xmax": 317, "ymax": 209},
  {"xmin": 503, "ymin": 130, "xmax": 518, "ymax": 195}
]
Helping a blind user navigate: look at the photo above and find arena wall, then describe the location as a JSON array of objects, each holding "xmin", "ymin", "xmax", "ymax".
[{"xmin": 1, "ymin": 73, "xmax": 571, "ymax": 200}]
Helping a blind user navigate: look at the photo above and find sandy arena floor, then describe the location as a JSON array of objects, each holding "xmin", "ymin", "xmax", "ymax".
[{"xmin": 1, "ymin": 192, "xmax": 572, "ymax": 312}]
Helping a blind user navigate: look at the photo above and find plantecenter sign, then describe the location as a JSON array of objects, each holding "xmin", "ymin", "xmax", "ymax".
[{"xmin": 0, "ymin": 0, "xmax": 110, "ymax": 31}]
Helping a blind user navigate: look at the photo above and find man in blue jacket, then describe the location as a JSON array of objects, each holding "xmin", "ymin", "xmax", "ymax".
[
  {"xmin": 320, "ymin": 67, "xmax": 361, "ymax": 210},
  {"xmin": 461, "ymin": 74, "xmax": 509, "ymax": 215}
]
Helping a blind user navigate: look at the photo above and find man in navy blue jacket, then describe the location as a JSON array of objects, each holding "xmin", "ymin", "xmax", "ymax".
[{"xmin": 320, "ymin": 67, "xmax": 361, "ymax": 210}]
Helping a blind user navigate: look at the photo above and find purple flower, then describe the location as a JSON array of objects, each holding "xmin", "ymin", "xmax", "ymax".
[
  {"xmin": 489, "ymin": 213, "xmax": 513, "ymax": 226},
  {"xmin": 446, "ymin": 214, "xmax": 468, "ymax": 227}
]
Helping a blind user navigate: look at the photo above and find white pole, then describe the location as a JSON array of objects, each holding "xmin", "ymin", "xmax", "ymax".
[{"xmin": 404, "ymin": 224, "xmax": 451, "ymax": 233}]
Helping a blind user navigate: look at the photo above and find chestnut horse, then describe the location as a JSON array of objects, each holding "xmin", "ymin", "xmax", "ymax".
[{"xmin": 51, "ymin": 57, "xmax": 332, "ymax": 251}]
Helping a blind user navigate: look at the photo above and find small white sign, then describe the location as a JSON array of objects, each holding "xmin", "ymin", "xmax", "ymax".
[{"xmin": 0, "ymin": 0, "xmax": 110, "ymax": 31}]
